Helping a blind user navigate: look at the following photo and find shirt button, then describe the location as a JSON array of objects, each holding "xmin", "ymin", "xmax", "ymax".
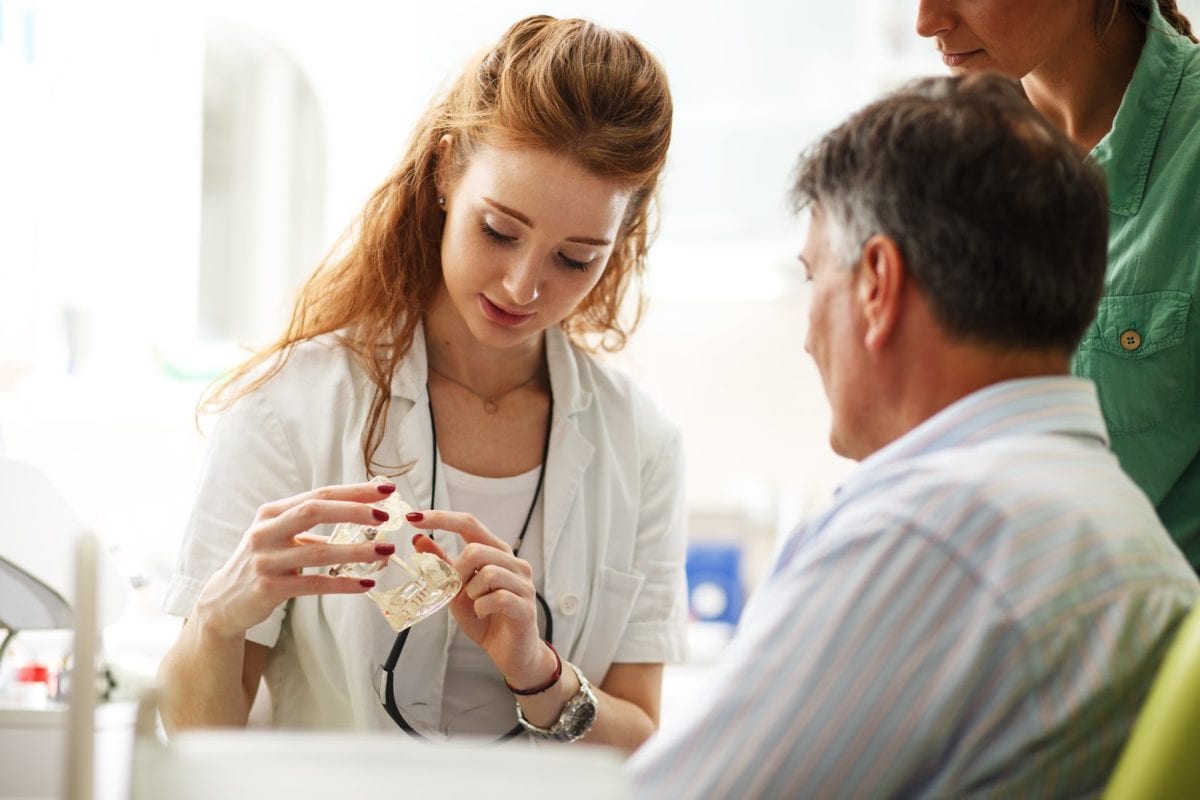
[
  {"xmin": 558, "ymin": 593, "xmax": 580, "ymax": 616},
  {"xmin": 1120, "ymin": 329, "xmax": 1142, "ymax": 352}
]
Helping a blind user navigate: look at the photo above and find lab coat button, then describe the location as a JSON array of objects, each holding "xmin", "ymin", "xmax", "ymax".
[
  {"xmin": 1120, "ymin": 329, "xmax": 1142, "ymax": 352},
  {"xmin": 559, "ymin": 593, "xmax": 580, "ymax": 616}
]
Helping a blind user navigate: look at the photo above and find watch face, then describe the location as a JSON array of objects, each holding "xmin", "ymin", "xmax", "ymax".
[{"xmin": 562, "ymin": 696, "xmax": 597, "ymax": 738}]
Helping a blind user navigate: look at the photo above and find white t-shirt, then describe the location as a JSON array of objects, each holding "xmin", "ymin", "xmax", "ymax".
[{"xmin": 439, "ymin": 462, "xmax": 544, "ymax": 737}]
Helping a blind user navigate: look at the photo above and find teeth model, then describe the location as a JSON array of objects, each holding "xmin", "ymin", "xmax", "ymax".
[
  {"xmin": 367, "ymin": 552, "xmax": 461, "ymax": 632},
  {"xmin": 327, "ymin": 478, "xmax": 461, "ymax": 631}
]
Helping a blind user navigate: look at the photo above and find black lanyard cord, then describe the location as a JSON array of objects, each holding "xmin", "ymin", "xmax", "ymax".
[
  {"xmin": 381, "ymin": 385, "xmax": 554, "ymax": 741},
  {"xmin": 381, "ymin": 591, "xmax": 554, "ymax": 741},
  {"xmin": 427, "ymin": 390, "xmax": 553, "ymax": 559}
]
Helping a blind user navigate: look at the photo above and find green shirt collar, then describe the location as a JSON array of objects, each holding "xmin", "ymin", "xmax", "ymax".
[{"xmin": 1091, "ymin": 2, "xmax": 1193, "ymax": 216}]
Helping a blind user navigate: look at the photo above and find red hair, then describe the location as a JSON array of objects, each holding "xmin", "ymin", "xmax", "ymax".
[{"xmin": 202, "ymin": 16, "xmax": 674, "ymax": 472}]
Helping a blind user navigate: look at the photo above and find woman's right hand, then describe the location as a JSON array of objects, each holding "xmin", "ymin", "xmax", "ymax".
[{"xmin": 191, "ymin": 481, "xmax": 401, "ymax": 639}]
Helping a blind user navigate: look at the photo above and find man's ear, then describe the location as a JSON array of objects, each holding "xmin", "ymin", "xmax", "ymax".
[
  {"xmin": 435, "ymin": 134, "xmax": 454, "ymax": 197},
  {"xmin": 856, "ymin": 234, "xmax": 906, "ymax": 352}
]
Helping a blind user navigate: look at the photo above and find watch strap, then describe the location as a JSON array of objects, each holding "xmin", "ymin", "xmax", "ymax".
[{"xmin": 514, "ymin": 660, "xmax": 597, "ymax": 743}]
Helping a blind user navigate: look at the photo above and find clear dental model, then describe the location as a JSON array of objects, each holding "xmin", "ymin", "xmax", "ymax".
[{"xmin": 327, "ymin": 476, "xmax": 460, "ymax": 632}]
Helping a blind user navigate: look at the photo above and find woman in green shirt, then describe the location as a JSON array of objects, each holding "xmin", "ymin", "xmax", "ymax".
[{"xmin": 915, "ymin": 0, "xmax": 1200, "ymax": 570}]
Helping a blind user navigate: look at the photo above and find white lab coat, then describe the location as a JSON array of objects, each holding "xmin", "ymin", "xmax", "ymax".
[{"xmin": 163, "ymin": 324, "xmax": 689, "ymax": 732}]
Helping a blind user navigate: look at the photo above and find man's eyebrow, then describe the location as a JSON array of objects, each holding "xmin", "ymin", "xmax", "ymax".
[{"xmin": 483, "ymin": 196, "xmax": 612, "ymax": 247}]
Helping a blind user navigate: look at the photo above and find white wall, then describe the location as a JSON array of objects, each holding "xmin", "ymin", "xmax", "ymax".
[
  {"xmin": 6, "ymin": 0, "xmax": 1196, "ymax": 727},
  {"xmin": 4, "ymin": 0, "xmax": 935, "ymax": 589},
  {"xmin": 38, "ymin": 0, "xmax": 1200, "ymax": 660}
]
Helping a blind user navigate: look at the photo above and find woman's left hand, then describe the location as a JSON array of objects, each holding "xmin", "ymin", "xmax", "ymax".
[{"xmin": 407, "ymin": 510, "xmax": 557, "ymax": 690}]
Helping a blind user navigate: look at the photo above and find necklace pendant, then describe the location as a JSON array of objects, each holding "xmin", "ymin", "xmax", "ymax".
[{"xmin": 483, "ymin": 397, "xmax": 499, "ymax": 414}]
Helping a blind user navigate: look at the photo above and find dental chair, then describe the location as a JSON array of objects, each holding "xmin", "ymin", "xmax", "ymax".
[{"xmin": 1104, "ymin": 601, "xmax": 1200, "ymax": 799}]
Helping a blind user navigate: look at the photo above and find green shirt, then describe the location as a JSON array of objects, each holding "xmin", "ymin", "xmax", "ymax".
[{"xmin": 1077, "ymin": 3, "xmax": 1200, "ymax": 569}]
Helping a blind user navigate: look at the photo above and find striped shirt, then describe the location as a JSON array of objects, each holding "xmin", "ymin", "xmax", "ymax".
[{"xmin": 628, "ymin": 377, "xmax": 1199, "ymax": 798}]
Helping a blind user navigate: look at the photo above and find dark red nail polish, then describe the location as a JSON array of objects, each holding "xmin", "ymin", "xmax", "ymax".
[
  {"xmin": 411, "ymin": 533, "xmax": 425, "ymax": 547},
  {"xmin": 405, "ymin": 511, "xmax": 424, "ymax": 522},
  {"xmin": 373, "ymin": 509, "xmax": 390, "ymax": 522},
  {"xmin": 359, "ymin": 579, "xmax": 376, "ymax": 588},
  {"xmin": 374, "ymin": 542, "xmax": 396, "ymax": 556},
  {"xmin": 377, "ymin": 483, "xmax": 396, "ymax": 495}
]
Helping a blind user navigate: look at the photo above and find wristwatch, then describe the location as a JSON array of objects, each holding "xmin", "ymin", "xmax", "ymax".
[{"xmin": 515, "ymin": 660, "xmax": 597, "ymax": 742}]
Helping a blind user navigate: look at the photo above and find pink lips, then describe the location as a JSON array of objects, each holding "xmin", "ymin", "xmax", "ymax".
[
  {"xmin": 941, "ymin": 49, "xmax": 982, "ymax": 68},
  {"xmin": 479, "ymin": 294, "xmax": 535, "ymax": 327}
]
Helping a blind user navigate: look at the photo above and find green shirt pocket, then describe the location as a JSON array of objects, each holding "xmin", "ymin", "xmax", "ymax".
[{"xmin": 1073, "ymin": 290, "xmax": 1191, "ymax": 435}]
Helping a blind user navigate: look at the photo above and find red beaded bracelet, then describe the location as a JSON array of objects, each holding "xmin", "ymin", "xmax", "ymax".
[{"xmin": 505, "ymin": 642, "xmax": 562, "ymax": 696}]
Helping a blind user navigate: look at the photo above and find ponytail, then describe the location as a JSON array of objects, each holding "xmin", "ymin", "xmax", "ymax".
[
  {"xmin": 1096, "ymin": 0, "xmax": 1198, "ymax": 42},
  {"xmin": 1156, "ymin": 0, "xmax": 1198, "ymax": 41}
]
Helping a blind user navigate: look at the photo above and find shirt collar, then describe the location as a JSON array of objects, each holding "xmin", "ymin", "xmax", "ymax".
[
  {"xmin": 1090, "ymin": 1, "xmax": 1193, "ymax": 216},
  {"xmin": 839, "ymin": 376, "xmax": 1109, "ymax": 497},
  {"xmin": 773, "ymin": 376, "xmax": 1107, "ymax": 574}
]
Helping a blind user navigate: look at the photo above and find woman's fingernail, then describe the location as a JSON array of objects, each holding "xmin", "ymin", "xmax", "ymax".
[
  {"xmin": 377, "ymin": 483, "xmax": 396, "ymax": 495},
  {"xmin": 359, "ymin": 579, "xmax": 376, "ymax": 588},
  {"xmin": 374, "ymin": 543, "xmax": 396, "ymax": 556},
  {"xmin": 405, "ymin": 511, "xmax": 424, "ymax": 522},
  {"xmin": 373, "ymin": 509, "xmax": 390, "ymax": 522},
  {"xmin": 411, "ymin": 533, "xmax": 426, "ymax": 547}
]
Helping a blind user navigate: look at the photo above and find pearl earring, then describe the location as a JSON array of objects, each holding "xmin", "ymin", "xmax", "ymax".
[{"xmin": 438, "ymin": 196, "xmax": 446, "ymax": 207}]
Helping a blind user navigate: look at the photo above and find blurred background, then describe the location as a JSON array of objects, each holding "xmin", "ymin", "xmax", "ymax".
[{"xmin": 8, "ymin": 0, "xmax": 1190, "ymax": 732}]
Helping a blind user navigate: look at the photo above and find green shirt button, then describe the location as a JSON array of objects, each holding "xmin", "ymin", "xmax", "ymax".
[{"xmin": 1120, "ymin": 329, "xmax": 1142, "ymax": 352}]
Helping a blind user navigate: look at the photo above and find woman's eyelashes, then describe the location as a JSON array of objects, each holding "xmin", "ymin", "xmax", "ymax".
[
  {"xmin": 479, "ymin": 221, "xmax": 593, "ymax": 271},
  {"xmin": 480, "ymin": 221, "xmax": 517, "ymax": 245},
  {"xmin": 558, "ymin": 253, "xmax": 591, "ymax": 271}
]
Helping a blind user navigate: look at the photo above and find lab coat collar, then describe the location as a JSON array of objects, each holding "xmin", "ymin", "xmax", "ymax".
[
  {"xmin": 544, "ymin": 324, "xmax": 594, "ymax": 418},
  {"xmin": 389, "ymin": 323, "xmax": 430, "ymax": 404},
  {"xmin": 542, "ymin": 326, "xmax": 596, "ymax": 573}
]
